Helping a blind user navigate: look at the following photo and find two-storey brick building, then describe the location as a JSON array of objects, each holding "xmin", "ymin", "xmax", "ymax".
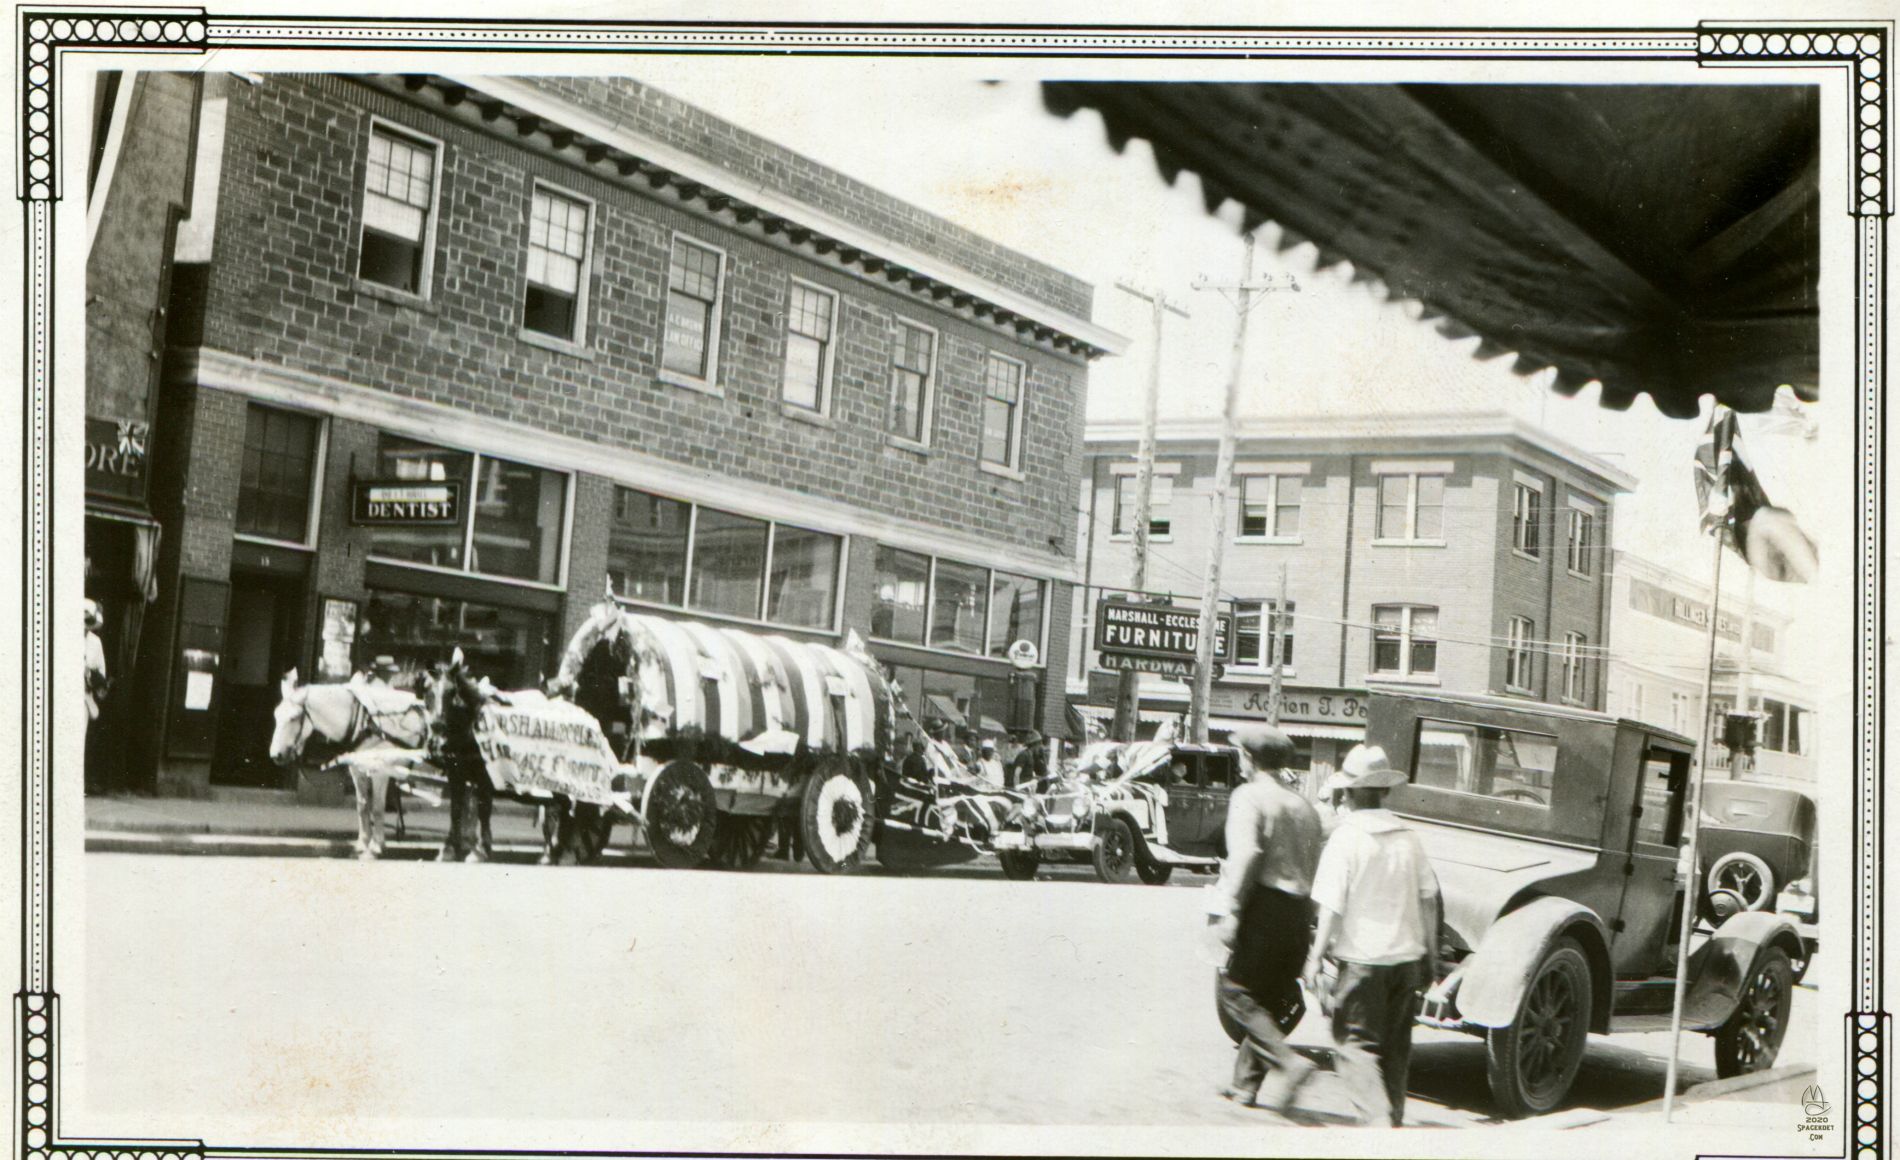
[
  {"xmin": 1068, "ymin": 413, "xmax": 1635, "ymax": 778},
  {"xmin": 90, "ymin": 72, "xmax": 1122, "ymax": 798}
]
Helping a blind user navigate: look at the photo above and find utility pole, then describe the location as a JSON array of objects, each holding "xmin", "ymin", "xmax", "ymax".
[
  {"xmin": 1186, "ymin": 235, "xmax": 1299, "ymax": 743},
  {"xmin": 1267, "ymin": 563, "xmax": 1289, "ymax": 726},
  {"xmin": 1109, "ymin": 281, "xmax": 1189, "ymax": 742}
]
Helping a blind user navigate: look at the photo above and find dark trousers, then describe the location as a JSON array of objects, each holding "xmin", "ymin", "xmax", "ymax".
[
  {"xmin": 1221, "ymin": 887, "xmax": 1315, "ymax": 1099},
  {"xmin": 1329, "ymin": 958, "xmax": 1425, "ymax": 1127}
]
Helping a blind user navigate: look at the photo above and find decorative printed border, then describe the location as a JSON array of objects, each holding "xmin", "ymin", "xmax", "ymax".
[{"xmin": 11, "ymin": 14, "xmax": 1889, "ymax": 1160}]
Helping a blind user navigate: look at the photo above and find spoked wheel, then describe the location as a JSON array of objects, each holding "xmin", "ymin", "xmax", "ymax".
[
  {"xmin": 1486, "ymin": 937, "xmax": 1593, "ymax": 1118},
  {"xmin": 1707, "ymin": 852, "xmax": 1776, "ymax": 912},
  {"xmin": 1092, "ymin": 817, "xmax": 1138, "ymax": 884},
  {"xmin": 801, "ymin": 756, "xmax": 868, "ymax": 874},
  {"xmin": 852, "ymin": 768, "xmax": 880, "ymax": 863},
  {"xmin": 704, "ymin": 815, "xmax": 773, "ymax": 870},
  {"xmin": 1716, "ymin": 946, "xmax": 1794, "ymax": 1078},
  {"xmin": 644, "ymin": 760, "xmax": 718, "ymax": 869},
  {"xmin": 1136, "ymin": 855, "xmax": 1174, "ymax": 885}
]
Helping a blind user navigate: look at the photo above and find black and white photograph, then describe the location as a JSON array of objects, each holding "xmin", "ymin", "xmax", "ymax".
[{"xmin": 4, "ymin": 4, "xmax": 1891, "ymax": 1158}]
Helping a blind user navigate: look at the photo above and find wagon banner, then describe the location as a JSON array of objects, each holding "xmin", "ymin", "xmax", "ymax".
[{"xmin": 473, "ymin": 694, "xmax": 624, "ymax": 809}]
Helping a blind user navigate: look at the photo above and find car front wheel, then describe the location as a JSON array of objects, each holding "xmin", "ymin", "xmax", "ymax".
[
  {"xmin": 1486, "ymin": 937, "xmax": 1593, "ymax": 1119},
  {"xmin": 1715, "ymin": 946, "xmax": 1794, "ymax": 1078},
  {"xmin": 1092, "ymin": 817, "xmax": 1138, "ymax": 884}
]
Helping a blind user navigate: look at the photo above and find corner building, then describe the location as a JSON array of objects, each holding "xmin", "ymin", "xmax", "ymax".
[{"xmin": 115, "ymin": 73, "xmax": 1120, "ymax": 798}]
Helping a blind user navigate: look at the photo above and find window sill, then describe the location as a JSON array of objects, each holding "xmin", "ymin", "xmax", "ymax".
[
  {"xmin": 1235, "ymin": 536, "xmax": 1303, "ymax": 546},
  {"xmin": 1511, "ymin": 549, "xmax": 1543, "ymax": 564},
  {"xmin": 978, "ymin": 459, "xmax": 1026, "ymax": 483},
  {"xmin": 781, "ymin": 403, "xmax": 836, "ymax": 429},
  {"xmin": 658, "ymin": 370, "xmax": 724, "ymax": 398},
  {"xmin": 1368, "ymin": 672, "xmax": 1441, "ymax": 686},
  {"xmin": 1108, "ymin": 533, "xmax": 1173, "ymax": 544},
  {"xmin": 1223, "ymin": 668, "xmax": 1300, "ymax": 682},
  {"xmin": 233, "ymin": 533, "xmax": 315, "ymax": 552},
  {"xmin": 1502, "ymin": 685, "xmax": 1537, "ymax": 698},
  {"xmin": 517, "ymin": 328, "xmax": 596, "ymax": 361},
  {"xmin": 1370, "ymin": 539, "xmax": 1448, "ymax": 548},
  {"xmin": 351, "ymin": 278, "xmax": 438, "ymax": 314},
  {"xmin": 1566, "ymin": 568, "xmax": 1593, "ymax": 582},
  {"xmin": 364, "ymin": 555, "xmax": 567, "ymax": 594},
  {"xmin": 886, "ymin": 435, "xmax": 933, "ymax": 458}
]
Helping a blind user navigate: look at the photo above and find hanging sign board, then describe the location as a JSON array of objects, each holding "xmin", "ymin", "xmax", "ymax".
[
  {"xmin": 473, "ymin": 694, "xmax": 623, "ymax": 809},
  {"xmin": 1094, "ymin": 596, "xmax": 1232, "ymax": 663},
  {"xmin": 351, "ymin": 479, "xmax": 463, "ymax": 526}
]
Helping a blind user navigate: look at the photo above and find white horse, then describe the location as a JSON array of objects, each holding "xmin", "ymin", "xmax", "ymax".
[{"xmin": 269, "ymin": 669, "xmax": 428, "ymax": 858}]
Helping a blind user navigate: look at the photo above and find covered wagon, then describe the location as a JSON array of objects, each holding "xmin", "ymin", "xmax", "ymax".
[{"xmin": 550, "ymin": 600, "xmax": 896, "ymax": 873}]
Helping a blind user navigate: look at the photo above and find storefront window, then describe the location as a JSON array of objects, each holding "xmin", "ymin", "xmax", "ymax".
[
  {"xmin": 236, "ymin": 405, "xmax": 322, "ymax": 543},
  {"xmin": 469, "ymin": 455, "xmax": 566, "ymax": 584},
  {"xmin": 767, "ymin": 523, "xmax": 841, "ymax": 629},
  {"xmin": 368, "ymin": 435, "xmax": 473, "ymax": 570},
  {"xmin": 359, "ymin": 590, "xmax": 554, "ymax": 690},
  {"xmin": 931, "ymin": 559, "xmax": 989, "ymax": 654},
  {"xmin": 988, "ymin": 571, "xmax": 1045, "ymax": 659},
  {"xmin": 608, "ymin": 489, "xmax": 690, "ymax": 606},
  {"xmin": 886, "ymin": 663, "xmax": 1034, "ymax": 736},
  {"xmin": 872, "ymin": 547, "xmax": 930, "ymax": 644},
  {"xmin": 690, "ymin": 506, "xmax": 770, "ymax": 619}
]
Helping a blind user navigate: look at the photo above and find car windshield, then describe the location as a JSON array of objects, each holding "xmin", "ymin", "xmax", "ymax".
[{"xmin": 1413, "ymin": 719, "xmax": 1558, "ymax": 811}]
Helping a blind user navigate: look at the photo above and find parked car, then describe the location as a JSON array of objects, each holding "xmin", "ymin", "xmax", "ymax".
[
  {"xmin": 1349, "ymin": 688, "xmax": 1804, "ymax": 1118},
  {"xmin": 993, "ymin": 740, "xmax": 1241, "ymax": 884},
  {"xmin": 1696, "ymin": 780, "xmax": 1818, "ymax": 979}
]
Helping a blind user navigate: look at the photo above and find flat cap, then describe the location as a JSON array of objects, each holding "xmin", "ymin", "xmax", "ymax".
[{"xmin": 1230, "ymin": 724, "xmax": 1296, "ymax": 770}]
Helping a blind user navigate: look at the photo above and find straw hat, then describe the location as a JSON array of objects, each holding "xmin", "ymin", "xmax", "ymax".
[
  {"xmin": 1325, "ymin": 744, "xmax": 1408, "ymax": 792},
  {"xmin": 82, "ymin": 599, "xmax": 104, "ymax": 631}
]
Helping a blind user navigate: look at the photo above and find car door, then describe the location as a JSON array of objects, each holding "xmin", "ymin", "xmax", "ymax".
[
  {"xmin": 1613, "ymin": 744, "xmax": 1691, "ymax": 980},
  {"xmin": 1202, "ymin": 750, "xmax": 1241, "ymax": 854},
  {"xmin": 1160, "ymin": 752, "xmax": 1203, "ymax": 851}
]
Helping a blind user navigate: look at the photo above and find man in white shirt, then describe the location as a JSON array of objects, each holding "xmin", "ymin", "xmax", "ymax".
[
  {"xmin": 1302, "ymin": 744, "xmax": 1441, "ymax": 1128},
  {"xmin": 975, "ymin": 737, "xmax": 1006, "ymax": 786}
]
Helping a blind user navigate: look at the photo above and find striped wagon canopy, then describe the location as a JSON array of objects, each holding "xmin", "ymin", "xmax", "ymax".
[{"xmin": 557, "ymin": 602, "xmax": 894, "ymax": 759}]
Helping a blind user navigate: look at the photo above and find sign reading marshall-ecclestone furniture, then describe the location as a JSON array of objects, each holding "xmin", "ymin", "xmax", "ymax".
[
  {"xmin": 350, "ymin": 479, "xmax": 464, "ymax": 526},
  {"xmin": 1094, "ymin": 596, "xmax": 1232, "ymax": 664}
]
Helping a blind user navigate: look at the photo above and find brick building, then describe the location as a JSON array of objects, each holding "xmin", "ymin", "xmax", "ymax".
[
  {"xmin": 87, "ymin": 72, "xmax": 1121, "ymax": 798},
  {"xmin": 1068, "ymin": 413, "xmax": 1634, "ymax": 779}
]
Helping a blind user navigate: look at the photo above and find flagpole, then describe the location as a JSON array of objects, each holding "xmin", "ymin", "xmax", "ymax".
[{"xmin": 1662, "ymin": 521, "xmax": 1728, "ymax": 1122}]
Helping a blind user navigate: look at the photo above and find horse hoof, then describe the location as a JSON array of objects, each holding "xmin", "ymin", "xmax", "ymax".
[
  {"xmin": 435, "ymin": 848, "xmax": 458, "ymax": 863},
  {"xmin": 357, "ymin": 848, "xmax": 378, "ymax": 861},
  {"xmin": 537, "ymin": 853, "xmax": 555, "ymax": 866},
  {"xmin": 465, "ymin": 850, "xmax": 489, "ymax": 864}
]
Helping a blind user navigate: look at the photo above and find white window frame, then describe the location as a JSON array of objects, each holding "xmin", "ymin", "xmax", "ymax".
[
  {"xmin": 1371, "ymin": 461, "xmax": 1451, "ymax": 545},
  {"xmin": 870, "ymin": 550, "xmax": 1050, "ymax": 668},
  {"xmin": 1566, "ymin": 496, "xmax": 1599, "ymax": 577},
  {"xmin": 1370, "ymin": 603, "xmax": 1439, "ymax": 679},
  {"xmin": 366, "ymin": 440, "xmax": 574, "ymax": 593},
  {"xmin": 1505, "ymin": 615, "xmax": 1535, "ymax": 693},
  {"xmin": 356, "ymin": 117, "xmax": 444, "ymax": 300},
  {"xmin": 232, "ymin": 405, "xmax": 329, "ymax": 552},
  {"xmin": 887, "ymin": 317, "xmax": 939, "ymax": 448},
  {"xmin": 1512, "ymin": 473, "xmax": 1545, "ymax": 560},
  {"xmin": 1111, "ymin": 472, "xmax": 1174, "ymax": 541},
  {"xmin": 978, "ymin": 351, "xmax": 1029, "ymax": 476},
  {"xmin": 519, "ymin": 178, "xmax": 595, "ymax": 350},
  {"xmin": 1236, "ymin": 470, "xmax": 1305, "ymax": 542},
  {"xmin": 781, "ymin": 276, "xmax": 840, "ymax": 415},
  {"xmin": 1231, "ymin": 598, "xmax": 1296, "ymax": 675},
  {"xmin": 1561, "ymin": 631, "xmax": 1587, "ymax": 704},
  {"xmin": 659, "ymin": 231, "xmax": 728, "ymax": 395}
]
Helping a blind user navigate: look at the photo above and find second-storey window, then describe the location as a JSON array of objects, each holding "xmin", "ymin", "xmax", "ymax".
[
  {"xmin": 1513, "ymin": 481, "xmax": 1543, "ymax": 557},
  {"xmin": 1113, "ymin": 474, "xmax": 1172, "ymax": 538},
  {"xmin": 782, "ymin": 280, "xmax": 837, "ymax": 412},
  {"xmin": 1506, "ymin": 616, "xmax": 1535, "ymax": 691},
  {"xmin": 1567, "ymin": 504, "xmax": 1596, "ymax": 574},
  {"xmin": 1239, "ymin": 474, "xmax": 1301, "ymax": 538},
  {"xmin": 888, "ymin": 321, "xmax": 936, "ymax": 443},
  {"xmin": 1561, "ymin": 632, "xmax": 1587, "ymax": 702},
  {"xmin": 358, "ymin": 124, "xmax": 439, "ymax": 295},
  {"xmin": 1234, "ymin": 600, "xmax": 1295, "ymax": 668},
  {"xmin": 1371, "ymin": 604, "xmax": 1437, "ymax": 676},
  {"xmin": 663, "ymin": 237, "xmax": 724, "ymax": 383},
  {"xmin": 980, "ymin": 353, "xmax": 1025, "ymax": 469},
  {"xmin": 1376, "ymin": 472, "xmax": 1446, "ymax": 540},
  {"xmin": 523, "ymin": 186, "xmax": 590, "ymax": 342},
  {"xmin": 368, "ymin": 434, "xmax": 568, "ymax": 586}
]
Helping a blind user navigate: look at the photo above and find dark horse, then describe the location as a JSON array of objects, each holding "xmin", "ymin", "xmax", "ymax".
[
  {"xmin": 422, "ymin": 649, "xmax": 494, "ymax": 863},
  {"xmin": 538, "ymin": 631, "xmax": 630, "ymax": 865}
]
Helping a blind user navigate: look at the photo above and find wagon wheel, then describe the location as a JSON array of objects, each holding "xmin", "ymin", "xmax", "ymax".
[
  {"xmin": 852, "ymin": 765, "xmax": 880, "ymax": 863},
  {"xmin": 705, "ymin": 816, "xmax": 773, "ymax": 871},
  {"xmin": 644, "ymin": 760, "xmax": 717, "ymax": 869},
  {"xmin": 801, "ymin": 756, "xmax": 868, "ymax": 874}
]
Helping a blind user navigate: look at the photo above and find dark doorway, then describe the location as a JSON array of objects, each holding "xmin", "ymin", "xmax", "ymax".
[{"xmin": 211, "ymin": 568, "xmax": 308, "ymax": 788}]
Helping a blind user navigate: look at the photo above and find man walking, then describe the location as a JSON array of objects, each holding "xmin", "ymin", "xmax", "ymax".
[
  {"xmin": 1210, "ymin": 725, "xmax": 1325, "ymax": 1114},
  {"xmin": 1302, "ymin": 744, "xmax": 1441, "ymax": 1128}
]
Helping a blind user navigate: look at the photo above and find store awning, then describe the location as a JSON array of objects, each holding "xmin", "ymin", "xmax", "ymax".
[
  {"xmin": 1208, "ymin": 718, "xmax": 1364, "ymax": 742},
  {"xmin": 924, "ymin": 693, "xmax": 967, "ymax": 726},
  {"xmin": 1041, "ymin": 82, "xmax": 1819, "ymax": 417}
]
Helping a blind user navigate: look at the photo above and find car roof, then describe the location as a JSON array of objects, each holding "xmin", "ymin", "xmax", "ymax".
[{"xmin": 1368, "ymin": 683, "xmax": 1699, "ymax": 748}]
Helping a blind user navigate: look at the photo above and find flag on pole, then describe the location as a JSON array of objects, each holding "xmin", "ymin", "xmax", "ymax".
[{"xmin": 1693, "ymin": 406, "xmax": 1818, "ymax": 583}]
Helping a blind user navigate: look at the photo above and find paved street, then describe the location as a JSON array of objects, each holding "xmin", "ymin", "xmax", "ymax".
[{"xmin": 71, "ymin": 850, "xmax": 1823, "ymax": 1151}]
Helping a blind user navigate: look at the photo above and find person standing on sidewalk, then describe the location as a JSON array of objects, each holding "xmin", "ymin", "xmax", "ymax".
[
  {"xmin": 1210, "ymin": 724, "xmax": 1325, "ymax": 1114},
  {"xmin": 1302, "ymin": 744, "xmax": 1441, "ymax": 1128}
]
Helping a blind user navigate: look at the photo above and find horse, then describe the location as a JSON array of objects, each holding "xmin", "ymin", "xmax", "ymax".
[
  {"xmin": 269, "ymin": 669, "xmax": 427, "ymax": 859},
  {"xmin": 536, "ymin": 626, "xmax": 631, "ymax": 865},
  {"xmin": 420, "ymin": 649, "xmax": 497, "ymax": 863}
]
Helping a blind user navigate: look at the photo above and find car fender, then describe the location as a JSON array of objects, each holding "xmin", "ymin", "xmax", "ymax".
[
  {"xmin": 1104, "ymin": 808, "xmax": 1155, "ymax": 860},
  {"xmin": 1451, "ymin": 895, "xmax": 1614, "ymax": 1033},
  {"xmin": 1680, "ymin": 909, "xmax": 1805, "ymax": 1031}
]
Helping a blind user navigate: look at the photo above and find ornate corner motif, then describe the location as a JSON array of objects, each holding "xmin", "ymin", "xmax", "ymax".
[
  {"xmin": 16, "ymin": 992, "xmax": 206, "ymax": 1160},
  {"xmin": 18, "ymin": 11, "xmax": 208, "ymax": 202},
  {"xmin": 1698, "ymin": 28, "xmax": 1889, "ymax": 218},
  {"xmin": 1850, "ymin": 1012, "xmax": 1886, "ymax": 1159}
]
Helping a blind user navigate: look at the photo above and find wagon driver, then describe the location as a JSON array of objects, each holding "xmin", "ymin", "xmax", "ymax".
[{"xmin": 1209, "ymin": 724, "xmax": 1324, "ymax": 1114}]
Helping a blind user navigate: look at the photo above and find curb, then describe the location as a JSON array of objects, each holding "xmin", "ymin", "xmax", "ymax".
[
  {"xmin": 86, "ymin": 830, "xmax": 647, "ymax": 865},
  {"xmin": 1595, "ymin": 1063, "xmax": 1817, "ymax": 1120}
]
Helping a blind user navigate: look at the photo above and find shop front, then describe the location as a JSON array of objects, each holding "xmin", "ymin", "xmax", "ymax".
[{"xmin": 84, "ymin": 416, "xmax": 162, "ymax": 795}]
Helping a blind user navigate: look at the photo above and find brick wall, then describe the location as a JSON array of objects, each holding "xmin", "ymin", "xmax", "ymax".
[
  {"xmin": 199, "ymin": 74, "xmax": 1089, "ymax": 562},
  {"xmin": 516, "ymin": 76, "xmax": 1093, "ymax": 320},
  {"xmin": 178, "ymin": 388, "xmax": 247, "ymax": 581}
]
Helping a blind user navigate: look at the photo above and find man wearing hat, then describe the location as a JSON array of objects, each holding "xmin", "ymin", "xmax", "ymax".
[
  {"xmin": 1302, "ymin": 744, "xmax": 1441, "ymax": 1127},
  {"xmin": 1006, "ymin": 729, "xmax": 1046, "ymax": 790},
  {"xmin": 367, "ymin": 655, "xmax": 402, "ymax": 688},
  {"xmin": 1210, "ymin": 724, "xmax": 1324, "ymax": 1114},
  {"xmin": 975, "ymin": 737, "xmax": 1006, "ymax": 785}
]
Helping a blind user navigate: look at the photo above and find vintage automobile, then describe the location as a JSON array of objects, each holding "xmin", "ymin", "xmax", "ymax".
[
  {"xmin": 1355, "ymin": 689, "xmax": 1805, "ymax": 1118},
  {"xmin": 1699, "ymin": 780, "xmax": 1816, "ymax": 911},
  {"xmin": 993, "ymin": 739, "xmax": 1241, "ymax": 884}
]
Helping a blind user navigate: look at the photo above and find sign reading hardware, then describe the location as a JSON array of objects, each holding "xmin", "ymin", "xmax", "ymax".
[
  {"xmin": 351, "ymin": 479, "xmax": 463, "ymax": 526},
  {"xmin": 1095, "ymin": 597, "xmax": 1232, "ymax": 663},
  {"xmin": 1098, "ymin": 652, "xmax": 1224, "ymax": 680}
]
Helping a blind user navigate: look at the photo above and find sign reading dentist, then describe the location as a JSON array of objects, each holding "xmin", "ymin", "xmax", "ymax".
[{"xmin": 350, "ymin": 478, "xmax": 464, "ymax": 526}]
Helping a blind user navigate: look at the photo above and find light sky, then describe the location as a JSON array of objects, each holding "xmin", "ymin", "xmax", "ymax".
[{"xmin": 619, "ymin": 60, "xmax": 1837, "ymax": 649}]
